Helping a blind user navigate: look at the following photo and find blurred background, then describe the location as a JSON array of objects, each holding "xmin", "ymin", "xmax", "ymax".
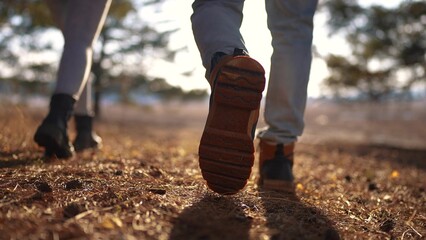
[{"xmin": 0, "ymin": 0, "xmax": 425, "ymax": 148}]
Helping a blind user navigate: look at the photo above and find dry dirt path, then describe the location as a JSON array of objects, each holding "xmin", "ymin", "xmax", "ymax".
[{"xmin": 0, "ymin": 102, "xmax": 425, "ymax": 239}]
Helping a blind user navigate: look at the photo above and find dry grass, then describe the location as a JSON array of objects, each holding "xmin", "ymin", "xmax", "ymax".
[{"xmin": 0, "ymin": 101, "xmax": 425, "ymax": 240}]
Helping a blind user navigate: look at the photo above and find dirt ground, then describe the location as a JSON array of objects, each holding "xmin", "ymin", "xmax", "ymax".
[{"xmin": 0, "ymin": 99, "xmax": 425, "ymax": 240}]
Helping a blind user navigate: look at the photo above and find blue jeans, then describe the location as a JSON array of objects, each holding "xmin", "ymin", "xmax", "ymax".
[{"xmin": 191, "ymin": 0, "xmax": 318, "ymax": 144}]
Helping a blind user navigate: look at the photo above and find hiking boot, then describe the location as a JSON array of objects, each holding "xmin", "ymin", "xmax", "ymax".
[
  {"xmin": 34, "ymin": 94, "xmax": 76, "ymax": 159},
  {"xmin": 198, "ymin": 49, "xmax": 266, "ymax": 195},
  {"xmin": 73, "ymin": 115, "xmax": 102, "ymax": 152},
  {"xmin": 258, "ymin": 140, "xmax": 295, "ymax": 192}
]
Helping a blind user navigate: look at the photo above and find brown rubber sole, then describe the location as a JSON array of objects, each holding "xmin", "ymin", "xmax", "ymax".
[{"xmin": 199, "ymin": 55, "xmax": 265, "ymax": 195}]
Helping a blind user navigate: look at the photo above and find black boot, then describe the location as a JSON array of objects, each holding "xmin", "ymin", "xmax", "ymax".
[
  {"xmin": 73, "ymin": 115, "xmax": 102, "ymax": 152},
  {"xmin": 34, "ymin": 94, "xmax": 76, "ymax": 159}
]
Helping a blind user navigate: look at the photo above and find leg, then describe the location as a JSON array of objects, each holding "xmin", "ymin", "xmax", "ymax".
[
  {"xmin": 258, "ymin": 0, "xmax": 318, "ymax": 191},
  {"xmin": 191, "ymin": 0, "xmax": 247, "ymax": 75},
  {"xmin": 192, "ymin": 0, "xmax": 266, "ymax": 194},
  {"xmin": 73, "ymin": 75, "xmax": 102, "ymax": 152},
  {"xmin": 34, "ymin": 0, "xmax": 111, "ymax": 159},
  {"xmin": 74, "ymin": 74, "xmax": 94, "ymax": 117},
  {"xmin": 259, "ymin": 0, "xmax": 318, "ymax": 144},
  {"xmin": 54, "ymin": 0, "xmax": 111, "ymax": 100},
  {"xmin": 45, "ymin": 0, "xmax": 99, "ymax": 118}
]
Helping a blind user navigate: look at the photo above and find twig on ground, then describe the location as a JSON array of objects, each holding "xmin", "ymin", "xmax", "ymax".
[{"xmin": 407, "ymin": 224, "xmax": 422, "ymax": 238}]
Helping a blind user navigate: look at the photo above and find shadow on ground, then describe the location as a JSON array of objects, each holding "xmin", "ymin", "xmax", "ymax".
[
  {"xmin": 260, "ymin": 190, "xmax": 340, "ymax": 240},
  {"xmin": 0, "ymin": 150, "xmax": 42, "ymax": 168},
  {"xmin": 170, "ymin": 191, "xmax": 340, "ymax": 240},
  {"xmin": 170, "ymin": 194, "xmax": 252, "ymax": 240}
]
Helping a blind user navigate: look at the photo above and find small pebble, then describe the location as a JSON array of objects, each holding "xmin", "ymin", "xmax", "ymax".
[
  {"xmin": 63, "ymin": 203, "xmax": 84, "ymax": 219},
  {"xmin": 35, "ymin": 181, "xmax": 52, "ymax": 193},
  {"xmin": 344, "ymin": 175, "xmax": 352, "ymax": 182},
  {"xmin": 65, "ymin": 179, "xmax": 83, "ymax": 190},
  {"xmin": 379, "ymin": 219, "xmax": 395, "ymax": 233},
  {"xmin": 149, "ymin": 168, "xmax": 162, "ymax": 178},
  {"xmin": 368, "ymin": 183, "xmax": 378, "ymax": 191}
]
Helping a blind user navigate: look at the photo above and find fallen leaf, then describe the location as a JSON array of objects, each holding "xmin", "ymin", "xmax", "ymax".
[
  {"xmin": 390, "ymin": 170, "xmax": 399, "ymax": 179},
  {"xmin": 101, "ymin": 215, "xmax": 123, "ymax": 229}
]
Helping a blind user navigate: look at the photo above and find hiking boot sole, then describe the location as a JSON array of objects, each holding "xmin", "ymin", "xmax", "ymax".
[{"xmin": 199, "ymin": 56, "xmax": 265, "ymax": 195}]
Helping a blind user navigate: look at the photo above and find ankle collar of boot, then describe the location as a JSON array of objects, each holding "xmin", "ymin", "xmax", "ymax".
[{"xmin": 260, "ymin": 141, "xmax": 295, "ymax": 162}]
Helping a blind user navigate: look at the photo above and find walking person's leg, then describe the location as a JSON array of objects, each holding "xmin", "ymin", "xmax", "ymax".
[
  {"xmin": 34, "ymin": 0, "xmax": 111, "ymax": 159},
  {"xmin": 45, "ymin": 0, "xmax": 103, "ymax": 153},
  {"xmin": 191, "ymin": 0, "xmax": 247, "ymax": 75},
  {"xmin": 54, "ymin": 0, "xmax": 110, "ymax": 99},
  {"xmin": 258, "ymin": 0, "xmax": 318, "ymax": 191},
  {"xmin": 73, "ymin": 75, "xmax": 102, "ymax": 152},
  {"xmin": 192, "ymin": 0, "xmax": 266, "ymax": 194}
]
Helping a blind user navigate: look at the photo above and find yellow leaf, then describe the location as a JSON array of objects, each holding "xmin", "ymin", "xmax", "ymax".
[
  {"xmin": 111, "ymin": 216, "xmax": 123, "ymax": 228},
  {"xmin": 101, "ymin": 217, "xmax": 115, "ymax": 229},
  {"xmin": 101, "ymin": 215, "xmax": 123, "ymax": 229},
  {"xmin": 390, "ymin": 170, "xmax": 399, "ymax": 179},
  {"xmin": 296, "ymin": 183, "xmax": 304, "ymax": 191}
]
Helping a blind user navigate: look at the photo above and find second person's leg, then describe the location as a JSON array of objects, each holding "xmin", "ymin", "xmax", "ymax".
[
  {"xmin": 73, "ymin": 75, "xmax": 102, "ymax": 152},
  {"xmin": 258, "ymin": 0, "xmax": 318, "ymax": 191},
  {"xmin": 34, "ymin": 0, "xmax": 111, "ymax": 159},
  {"xmin": 46, "ymin": 0, "xmax": 104, "ymax": 153},
  {"xmin": 55, "ymin": 0, "xmax": 111, "ymax": 99}
]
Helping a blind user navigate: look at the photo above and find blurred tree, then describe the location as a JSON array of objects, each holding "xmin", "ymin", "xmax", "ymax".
[
  {"xmin": 106, "ymin": 74, "xmax": 207, "ymax": 103},
  {"xmin": 0, "ymin": 0, "xmax": 56, "ymax": 83},
  {"xmin": 91, "ymin": 0, "xmax": 179, "ymax": 116},
  {"xmin": 321, "ymin": 0, "xmax": 426, "ymax": 101},
  {"xmin": 0, "ymin": 0, "xmax": 183, "ymax": 115}
]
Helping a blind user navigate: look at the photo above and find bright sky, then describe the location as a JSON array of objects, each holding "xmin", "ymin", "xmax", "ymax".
[
  {"xmin": 146, "ymin": 0, "xmax": 403, "ymax": 98},
  {"xmin": 6, "ymin": 1, "xmax": 403, "ymax": 97}
]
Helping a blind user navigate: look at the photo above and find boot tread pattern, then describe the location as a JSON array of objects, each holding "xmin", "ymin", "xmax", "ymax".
[{"xmin": 199, "ymin": 56, "xmax": 265, "ymax": 195}]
